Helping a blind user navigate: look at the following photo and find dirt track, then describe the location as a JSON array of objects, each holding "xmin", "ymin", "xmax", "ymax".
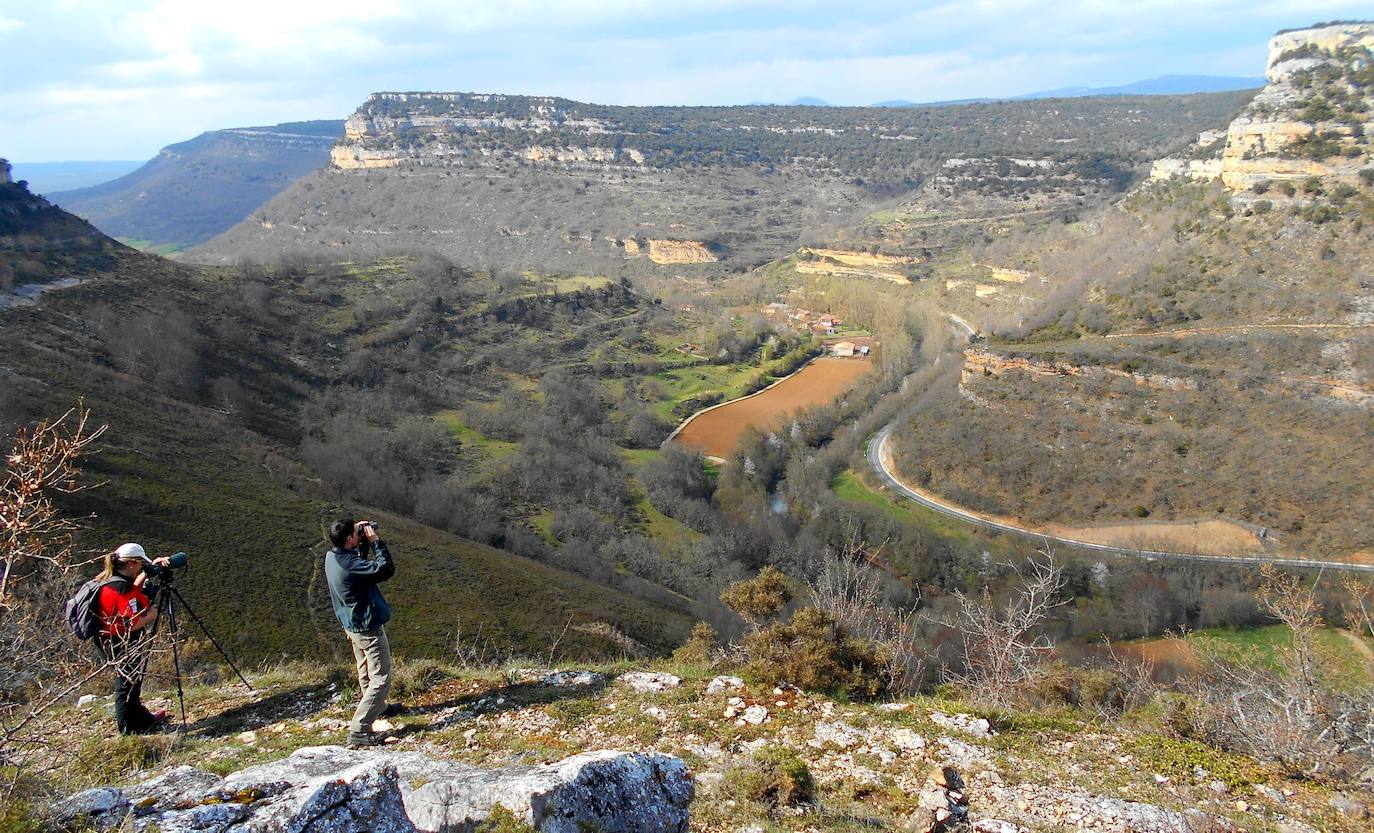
[{"xmin": 673, "ymin": 358, "xmax": 872, "ymax": 459}]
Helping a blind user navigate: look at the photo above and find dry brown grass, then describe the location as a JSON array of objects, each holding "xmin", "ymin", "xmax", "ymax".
[{"xmin": 1043, "ymin": 519, "xmax": 1263, "ymax": 555}]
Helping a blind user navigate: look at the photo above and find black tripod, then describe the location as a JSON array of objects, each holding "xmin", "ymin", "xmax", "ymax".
[{"xmin": 150, "ymin": 579, "xmax": 254, "ymax": 732}]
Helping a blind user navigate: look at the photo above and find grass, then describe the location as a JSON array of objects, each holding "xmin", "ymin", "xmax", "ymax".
[
  {"xmin": 530, "ymin": 511, "xmax": 558, "ymax": 546},
  {"xmin": 634, "ymin": 491, "xmax": 702, "ymax": 545},
  {"xmin": 830, "ymin": 470, "xmax": 977, "ymax": 543},
  {"xmin": 434, "ymin": 410, "xmax": 518, "ymax": 458},
  {"xmin": 114, "ymin": 237, "xmax": 187, "ymax": 257},
  {"xmin": 516, "ymin": 273, "xmax": 615, "ymax": 297},
  {"xmin": 1184, "ymin": 625, "xmax": 1373, "ymax": 686},
  {"xmin": 649, "ymin": 363, "xmax": 761, "ymax": 421},
  {"xmin": 619, "ymin": 447, "xmax": 660, "ymax": 466}
]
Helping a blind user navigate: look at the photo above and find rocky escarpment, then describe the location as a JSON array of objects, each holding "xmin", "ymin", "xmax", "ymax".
[
  {"xmin": 1151, "ymin": 21, "xmax": 1373, "ymax": 194},
  {"xmin": 42, "ymin": 664, "xmax": 1371, "ymax": 833},
  {"xmin": 961, "ymin": 348, "xmax": 1199, "ymax": 392},
  {"xmin": 795, "ymin": 247, "xmax": 920, "ymax": 283},
  {"xmin": 190, "ymin": 91, "xmax": 1249, "ymax": 273}
]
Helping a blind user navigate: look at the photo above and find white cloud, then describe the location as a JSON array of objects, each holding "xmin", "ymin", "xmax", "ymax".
[{"xmin": 3, "ymin": 0, "xmax": 1372, "ymax": 160}]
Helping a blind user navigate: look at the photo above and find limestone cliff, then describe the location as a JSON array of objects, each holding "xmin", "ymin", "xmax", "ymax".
[
  {"xmin": 0, "ymin": 159, "xmax": 11, "ymax": 185},
  {"xmin": 646, "ymin": 239, "xmax": 717, "ymax": 264},
  {"xmin": 1151, "ymin": 22, "xmax": 1373, "ymax": 193},
  {"xmin": 795, "ymin": 247, "xmax": 917, "ymax": 283},
  {"xmin": 330, "ymin": 93, "xmax": 646, "ymax": 172}
]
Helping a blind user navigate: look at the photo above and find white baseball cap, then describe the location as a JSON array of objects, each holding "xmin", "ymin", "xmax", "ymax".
[{"xmin": 115, "ymin": 542, "xmax": 150, "ymax": 562}]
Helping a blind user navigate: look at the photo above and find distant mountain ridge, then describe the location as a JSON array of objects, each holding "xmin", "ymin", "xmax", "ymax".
[
  {"xmin": 870, "ymin": 75, "xmax": 1264, "ymax": 107},
  {"xmin": 49, "ymin": 119, "xmax": 344, "ymax": 253}
]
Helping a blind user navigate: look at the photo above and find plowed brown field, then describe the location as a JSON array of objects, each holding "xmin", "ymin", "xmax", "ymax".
[{"xmin": 673, "ymin": 357, "xmax": 873, "ymax": 459}]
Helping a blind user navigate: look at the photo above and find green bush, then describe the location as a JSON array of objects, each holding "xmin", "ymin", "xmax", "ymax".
[
  {"xmin": 733, "ymin": 745, "xmax": 815, "ymax": 811},
  {"xmin": 1024, "ymin": 660, "xmax": 1142, "ymax": 714},
  {"xmin": 745, "ymin": 607, "xmax": 889, "ymax": 698},
  {"xmin": 720, "ymin": 566, "xmax": 793, "ymax": 628},
  {"xmin": 671, "ymin": 621, "xmax": 719, "ymax": 666}
]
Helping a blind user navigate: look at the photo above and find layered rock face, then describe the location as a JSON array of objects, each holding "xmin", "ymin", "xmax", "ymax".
[
  {"xmin": 191, "ymin": 91, "xmax": 1248, "ymax": 272},
  {"xmin": 1152, "ymin": 22, "xmax": 1373, "ymax": 192}
]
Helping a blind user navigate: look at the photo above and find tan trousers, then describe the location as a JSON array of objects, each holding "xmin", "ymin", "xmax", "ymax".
[{"xmin": 345, "ymin": 626, "xmax": 392, "ymax": 733}]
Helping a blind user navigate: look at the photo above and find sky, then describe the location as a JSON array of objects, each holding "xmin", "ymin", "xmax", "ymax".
[{"xmin": 1, "ymin": 0, "xmax": 1368, "ymax": 162}]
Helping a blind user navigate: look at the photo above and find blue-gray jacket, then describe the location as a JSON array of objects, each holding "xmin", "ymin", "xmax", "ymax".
[{"xmin": 325, "ymin": 540, "xmax": 394, "ymax": 632}]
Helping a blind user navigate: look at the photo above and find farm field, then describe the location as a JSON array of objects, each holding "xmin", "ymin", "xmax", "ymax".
[{"xmin": 672, "ymin": 357, "xmax": 872, "ymax": 459}]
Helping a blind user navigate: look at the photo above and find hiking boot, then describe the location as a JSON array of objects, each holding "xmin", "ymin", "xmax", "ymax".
[
  {"xmin": 347, "ymin": 730, "xmax": 382, "ymax": 748},
  {"xmin": 381, "ymin": 702, "xmax": 406, "ymax": 718}
]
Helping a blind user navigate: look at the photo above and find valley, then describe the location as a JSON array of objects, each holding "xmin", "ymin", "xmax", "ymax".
[{"xmin": 4, "ymin": 16, "xmax": 1374, "ymax": 833}]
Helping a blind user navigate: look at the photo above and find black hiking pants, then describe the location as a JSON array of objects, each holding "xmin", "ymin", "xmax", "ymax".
[{"xmin": 97, "ymin": 635, "xmax": 157, "ymax": 734}]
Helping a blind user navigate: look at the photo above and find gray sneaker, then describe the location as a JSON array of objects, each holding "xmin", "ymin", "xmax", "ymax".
[{"xmin": 346, "ymin": 730, "xmax": 382, "ymax": 748}]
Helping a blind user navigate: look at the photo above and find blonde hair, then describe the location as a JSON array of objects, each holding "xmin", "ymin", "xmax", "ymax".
[{"xmin": 99, "ymin": 550, "xmax": 137, "ymax": 581}]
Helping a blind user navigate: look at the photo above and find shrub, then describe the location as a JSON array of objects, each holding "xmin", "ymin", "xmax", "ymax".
[
  {"xmin": 720, "ymin": 566, "xmax": 793, "ymax": 629},
  {"xmin": 745, "ymin": 607, "xmax": 889, "ymax": 698},
  {"xmin": 1025, "ymin": 660, "xmax": 1152, "ymax": 715},
  {"xmin": 671, "ymin": 621, "xmax": 719, "ymax": 666},
  {"xmin": 732, "ymin": 745, "xmax": 815, "ymax": 811}
]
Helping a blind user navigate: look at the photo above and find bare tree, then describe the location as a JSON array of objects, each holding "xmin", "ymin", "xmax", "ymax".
[
  {"xmin": 943, "ymin": 549, "xmax": 1065, "ymax": 707},
  {"xmin": 807, "ymin": 538, "xmax": 925, "ymax": 694},
  {"xmin": 1338, "ymin": 574, "xmax": 1374, "ymax": 640},
  {"xmin": 1, "ymin": 405, "xmax": 119, "ymax": 792},
  {"xmin": 1183, "ymin": 563, "xmax": 1374, "ymax": 779}
]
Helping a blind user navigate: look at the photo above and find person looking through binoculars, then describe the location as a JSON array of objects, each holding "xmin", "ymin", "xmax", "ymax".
[
  {"xmin": 94, "ymin": 543, "xmax": 173, "ymax": 735},
  {"xmin": 325, "ymin": 518, "xmax": 397, "ymax": 747}
]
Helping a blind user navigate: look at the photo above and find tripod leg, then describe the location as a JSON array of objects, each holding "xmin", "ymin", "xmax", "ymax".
[
  {"xmin": 161, "ymin": 591, "xmax": 189, "ymax": 733},
  {"xmin": 166, "ymin": 586, "xmax": 255, "ymax": 692}
]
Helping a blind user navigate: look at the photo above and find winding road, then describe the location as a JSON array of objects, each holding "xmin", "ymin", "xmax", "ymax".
[{"xmin": 863, "ymin": 312, "xmax": 1374, "ymax": 574}]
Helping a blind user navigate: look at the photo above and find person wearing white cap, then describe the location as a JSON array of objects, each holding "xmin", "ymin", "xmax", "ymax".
[{"xmin": 93, "ymin": 543, "xmax": 173, "ymax": 734}]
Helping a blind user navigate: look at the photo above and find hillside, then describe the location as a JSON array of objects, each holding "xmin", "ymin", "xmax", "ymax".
[
  {"xmin": 882, "ymin": 22, "xmax": 1374, "ymax": 559},
  {"xmin": 49, "ymin": 120, "xmax": 344, "ymax": 255},
  {"xmin": 1, "ymin": 203, "xmax": 694, "ymax": 664},
  {"xmin": 188, "ymin": 92, "xmax": 1252, "ymax": 273},
  {"xmin": 0, "ymin": 171, "xmax": 123, "ymax": 293}
]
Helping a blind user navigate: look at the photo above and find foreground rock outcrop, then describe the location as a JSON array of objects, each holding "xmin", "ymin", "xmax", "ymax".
[{"xmin": 50, "ymin": 746, "xmax": 693, "ymax": 833}]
